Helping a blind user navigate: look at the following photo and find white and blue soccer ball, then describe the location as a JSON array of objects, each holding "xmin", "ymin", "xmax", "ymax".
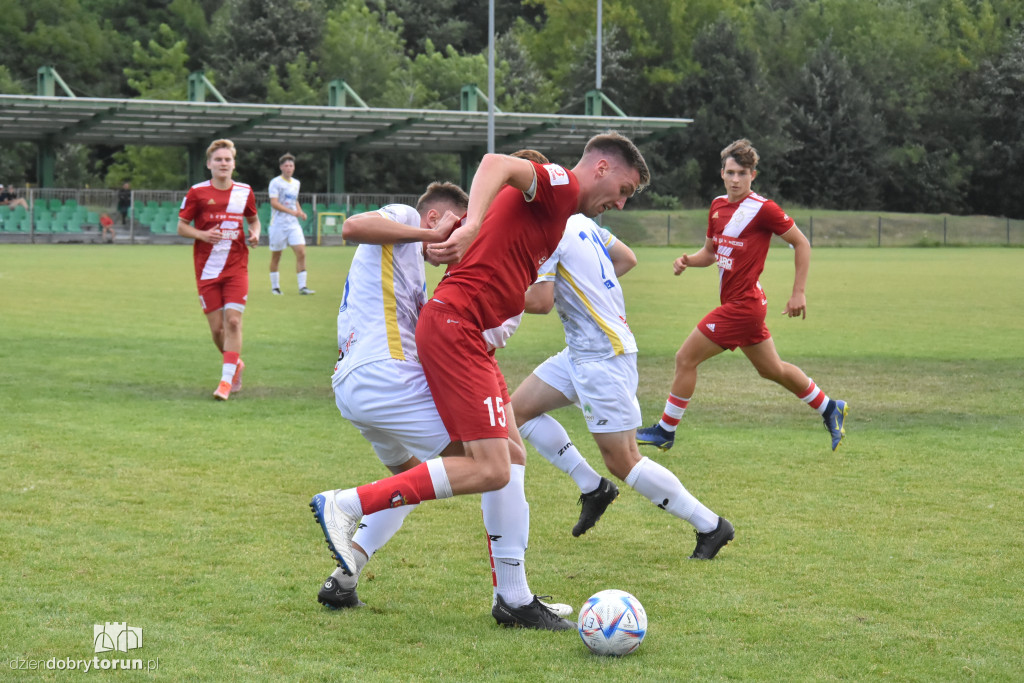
[{"xmin": 577, "ymin": 589, "xmax": 647, "ymax": 656}]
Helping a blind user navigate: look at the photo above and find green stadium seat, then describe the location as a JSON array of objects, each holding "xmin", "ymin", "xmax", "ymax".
[
  {"xmin": 47, "ymin": 198, "xmax": 63, "ymax": 210},
  {"xmin": 352, "ymin": 203, "xmax": 366, "ymax": 215},
  {"xmin": 160, "ymin": 200, "xmax": 177, "ymax": 210},
  {"xmin": 34, "ymin": 218, "xmax": 52, "ymax": 233}
]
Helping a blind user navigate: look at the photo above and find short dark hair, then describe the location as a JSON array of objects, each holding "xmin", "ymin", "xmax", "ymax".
[
  {"xmin": 721, "ymin": 139, "xmax": 759, "ymax": 170},
  {"xmin": 511, "ymin": 149, "xmax": 549, "ymax": 165},
  {"xmin": 416, "ymin": 181, "xmax": 468, "ymax": 213},
  {"xmin": 279, "ymin": 153, "xmax": 296, "ymax": 165},
  {"xmin": 582, "ymin": 132, "xmax": 650, "ymax": 190}
]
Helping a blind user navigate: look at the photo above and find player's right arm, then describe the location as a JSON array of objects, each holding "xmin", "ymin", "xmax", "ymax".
[
  {"xmin": 342, "ymin": 210, "xmax": 459, "ymax": 245},
  {"xmin": 427, "ymin": 153, "xmax": 537, "ymax": 263},
  {"xmin": 673, "ymin": 237, "xmax": 716, "ymax": 275}
]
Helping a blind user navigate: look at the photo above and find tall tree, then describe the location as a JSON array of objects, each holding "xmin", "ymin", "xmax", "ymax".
[
  {"xmin": 207, "ymin": 0, "xmax": 325, "ymax": 102},
  {"xmin": 777, "ymin": 39, "xmax": 881, "ymax": 210}
]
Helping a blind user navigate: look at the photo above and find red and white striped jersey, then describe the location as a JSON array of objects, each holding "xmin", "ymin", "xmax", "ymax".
[
  {"xmin": 179, "ymin": 180, "xmax": 257, "ymax": 281},
  {"xmin": 706, "ymin": 192, "xmax": 795, "ymax": 304}
]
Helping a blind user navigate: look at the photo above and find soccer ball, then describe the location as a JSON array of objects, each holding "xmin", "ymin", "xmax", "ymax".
[{"xmin": 577, "ymin": 589, "xmax": 647, "ymax": 656}]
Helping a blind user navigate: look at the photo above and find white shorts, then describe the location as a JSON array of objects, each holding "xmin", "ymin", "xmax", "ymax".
[
  {"xmin": 531, "ymin": 349, "xmax": 642, "ymax": 434},
  {"xmin": 269, "ymin": 223, "xmax": 306, "ymax": 252},
  {"xmin": 332, "ymin": 359, "xmax": 448, "ymax": 467}
]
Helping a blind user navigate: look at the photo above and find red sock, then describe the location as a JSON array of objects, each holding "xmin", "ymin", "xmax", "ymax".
[
  {"xmin": 356, "ymin": 462, "xmax": 437, "ymax": 515},
  {"xmin": 223, "ymin": 351, "xmax": 240, "ymax": 365}
]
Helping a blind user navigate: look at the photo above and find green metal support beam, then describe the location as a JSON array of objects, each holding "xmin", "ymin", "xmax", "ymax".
[{"xmin": 329, "ymin": 147, "xmax": 348, "ymax": 194}]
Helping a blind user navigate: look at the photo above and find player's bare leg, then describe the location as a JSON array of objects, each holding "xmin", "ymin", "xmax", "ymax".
[
  {"xmin": 742, "ymin": 338, "xmax": 848, "ymax": 450},
  {"xmin": 638, "ymin": 328, "xmax": 723, "ymax": 450}
]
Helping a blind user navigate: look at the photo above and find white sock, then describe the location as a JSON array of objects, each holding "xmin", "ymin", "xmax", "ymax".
[
  {"xmin": 270, "ymin": 271, "xmax": 280, "ymax": 289},
  {"xmin": 625, "ymin": 456, "xmax": 718, "ymax": 533},
  {"xmin": 220, "ymin": 361, "xmax": 237, "ymax": 384},
  {"xmin": 297, "ymin": 270, "xmax": 308, "ymax": 289},
  {"xmin": 427, "ymin": 458, "xmax": 453, "ymax": 499},
  {"xmin": 331, "ymin": 547, "xmax": 369, "ymax": 588},
  {"xmin": 482, "ymin": 464, "xmax": 531, "ymax": 607},
  {"xmin": 331, "ymin": 488, "xmax": 364, "ymax": 518},
  {"xmin": 519, "ymin": 415, "xmax": 602, "ymax": 494},
  {"xmin": 352, "ymin": 505, "xmax": 417, "ymax": 558}
]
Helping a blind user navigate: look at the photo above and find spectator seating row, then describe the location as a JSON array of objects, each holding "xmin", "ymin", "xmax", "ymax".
[{"xmin": 1, "ymin": 201, "xmax": 102, "ymax": 233}]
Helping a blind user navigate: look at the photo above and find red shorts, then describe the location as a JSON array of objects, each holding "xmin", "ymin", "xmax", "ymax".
[
  {"xmin": 197, "ymin": 272, "xmax": 249, "ymax": 314},
  {"xmin": 416, "ymin": 301, "xmax": 511, "ymax": 442},
  {"xmin": 698, "ymin": 296, "xmax": 771, "ymax": 351}
]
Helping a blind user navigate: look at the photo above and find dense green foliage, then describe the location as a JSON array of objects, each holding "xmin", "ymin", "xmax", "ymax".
[{"xmin": 2, "ymin": 0, "xmax": 1023, "ymax": 216}]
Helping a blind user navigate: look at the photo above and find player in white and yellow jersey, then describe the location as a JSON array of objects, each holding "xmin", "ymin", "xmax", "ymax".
[
  {"xmin": 268, "ymin": 153, "xmax": 314, "ymax": 295},
  {"xmin": 511, "ymin": 214, "xmax": 735, "ymax": 560},
  {"xmin": 316, "ymin": 182, "xmax": 573, "ymax": 627}
]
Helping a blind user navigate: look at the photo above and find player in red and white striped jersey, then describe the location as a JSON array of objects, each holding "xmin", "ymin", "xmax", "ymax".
[
  {"xmin": 176, "ymin": 139, "xmax": 260, "ymax": 401},
  {"xmin": 638, "ymin": 138, "xmax": 848, "ymax": 452}
]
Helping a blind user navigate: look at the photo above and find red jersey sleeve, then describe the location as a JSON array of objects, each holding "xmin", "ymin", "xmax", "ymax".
[
  {"xmin": 178, "ymin": 189, "xmax": 198, "ymax": 223},
  {"xmin": 530, "ymin": 162, "xmax": 579, "ymax": 217},
  {"xmin": 244, "ymin": 188, "xmax": 257, "ymax": 218},
  {"xmin": 761, "ymin": 200, "xmax": 796, "ymax": 236}
]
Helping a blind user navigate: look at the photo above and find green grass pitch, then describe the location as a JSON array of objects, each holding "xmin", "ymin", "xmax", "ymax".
[{"xmin": 1, "ymin": 244, "xmax": 1022, "ymax": 680}]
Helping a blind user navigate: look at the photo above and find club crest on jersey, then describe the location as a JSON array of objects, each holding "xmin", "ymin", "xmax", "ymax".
[
  {"xmin": 388, "ymin": 491, "xmax": 407, "ymax": 508},
  {"xmin": 543, "ymin": 163, "xmax": 569, "ymax": 186}
]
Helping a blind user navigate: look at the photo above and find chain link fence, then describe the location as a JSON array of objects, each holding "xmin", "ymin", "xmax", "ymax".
[
  {"xmin": 601, "ymin": 210, "xmax": 1024, "ymax": 248},
  {"xmin": 3, "ymin": 188, "xmax": 1022, "ymax": 247}
]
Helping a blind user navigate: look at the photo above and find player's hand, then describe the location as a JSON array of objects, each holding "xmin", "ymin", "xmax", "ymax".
[
  {"xmin": 427, "ymin": 223, "xmax": 479, "ymax": 264},
  {"xmin": 783, "ymin": 293, "xmax": 807, "ymax": 319},
  {"xmin": 673, "ymin": 254, "xmax": 690, "ymax": 275},
  {"xmin": 432, "ymin": 210, "xmax": 462, "ymax": 242},
  {"xmin": 247, "ymin": 228, "xmax": 260, "ymax": 247},
  {"xmin": 201, "ymin": 228, "xmax": 223, "ymax": 244},
  {"xmin": 296, "ymin": 209, "xmax": 308, "ymax": 221}
]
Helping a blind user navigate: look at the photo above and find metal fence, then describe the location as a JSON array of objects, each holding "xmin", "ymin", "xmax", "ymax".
[
  {"xmin": 600, "ymin": 210, "xmax": 1024, "ymax": 248},
  {"xmin": 3, "ymin": 187, "xmax": 1023, "ymax": 247},
  {"xmin": 0, "ymin": 187, "xmax": 417, "ymax": 244}
]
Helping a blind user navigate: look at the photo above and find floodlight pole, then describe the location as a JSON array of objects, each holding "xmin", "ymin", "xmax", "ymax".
[
  {"xmin": 487, "ymin": 0, "xmax": 495, "ymax": 154},
  {"xmin": 596, "ymin": 0, "xmax": 602, "ymax": 91}
]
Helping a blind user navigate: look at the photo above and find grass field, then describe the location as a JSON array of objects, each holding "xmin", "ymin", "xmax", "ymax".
[{"xmin": 1, "ymin": 244, "xmax": 1022, "ymax": 681}]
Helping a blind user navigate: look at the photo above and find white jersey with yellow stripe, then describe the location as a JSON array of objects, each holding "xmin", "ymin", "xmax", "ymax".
[
  {"xmin": 537, "ymin": 214, "xmax": 637, "ymax": 362},
  {"xmin": 334, "ymin": 204, "xmax": 426, "ymax": 384}
]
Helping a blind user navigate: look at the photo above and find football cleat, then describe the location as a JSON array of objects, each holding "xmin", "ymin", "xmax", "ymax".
[
  {"xmin": 690, "ymin": 516, "xmax": 734, "ymax": 560},
  {"xmin": 536, "ymin": 596, "xmax": 574, "ymax": 618},
  {"xmin": 271, "ymin": 287, "xmax": 283, "ymax": 295},
  {"xmin": 213, "ymin": 380, "xmax": 231, "ymax": 401},
  {"xmin": 572, "ymin": 477, "xmax": 619, "ymax": 537},
  {"xmin": 310, "ymin": 491, "xmax": 359, "ymax": 576},
  {"xmin": 317, "ymin": 575, "xmax": 365, "ymax": 609},
  {"xmin": 231, "ymin": 359, "xmax": 245, "ymax": 393},
  {"xmin": 492, "ymin": 594, "xmax": 575, "ymax": 631},
  {"xmin": 299, "ymin": 287, "xmax": 316, "ymax": 295},
  {"xmin": 636, "ymin": 423, "xmax": 675, "ymax": 451},
  {"xmin": 825, "ymin": 400, "xmax": 848, "ymax": 452}
]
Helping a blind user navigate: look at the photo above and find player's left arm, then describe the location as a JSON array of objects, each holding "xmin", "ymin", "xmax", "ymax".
[
  {"xmin": 779, "ymin": 225, "xmax": 810, "ymax": 319},
  {"xmin": 607, "ymin": 240, "xmax": 637, "ymax": 278},
  {"xmin": 524, "ymin": 280, "xmax": 555, "ymax": 314}
]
